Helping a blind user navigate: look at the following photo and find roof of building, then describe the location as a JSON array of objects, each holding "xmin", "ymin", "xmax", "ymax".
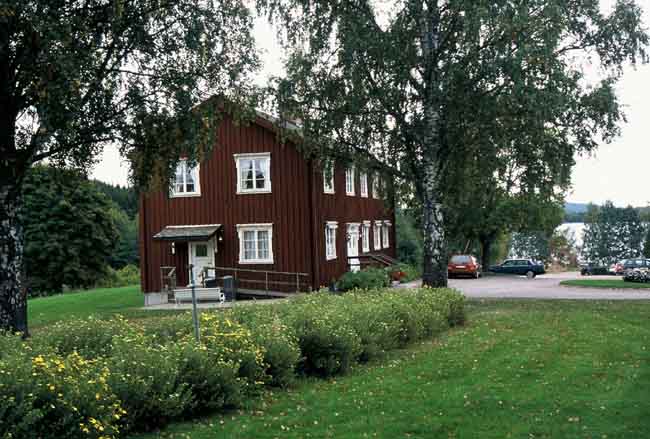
[{"xmin": 153, "ymin": 224, "xmax": 222, "ymax": 242}]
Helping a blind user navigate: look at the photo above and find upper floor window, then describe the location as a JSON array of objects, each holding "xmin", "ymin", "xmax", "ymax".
[
  {"xmin": 325, "ymin": 222, "xmax": 338, "ymax": 260},
  {"xmin": 374, "ymin": 221, "xmax": 382, "ymax": 250},
  {"xmin": 323, "ymin": 160, "xmax": 335, "ymax": 194},
  {"xmin": 346, "ymin": 167, "xmax": 355, "ymax": 196},
  {"xmin": 171, "ymin": 159, "xmax": 200, "ymax": 197},
  {"xmin": 360, "ymin": 172, "xmax": 368, "ymax": 197},
  {"xmin": 372, "ymin": 173, "xmax": 380, "ymax": 199},
  {"xmin": 362, "ymin": 221, "xmax": 370, "ymax": 253},
  {"xmin": 235, "ymin": 153, "xmax": 271, "ymax": 194},
  {"xmin": 236, "ymin": 224, "xmax": 273, "ymax": 264}
]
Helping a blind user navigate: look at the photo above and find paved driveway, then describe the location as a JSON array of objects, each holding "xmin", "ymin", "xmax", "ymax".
[{"xmin": 409, "ymin": 271, "xmax": 650, "ymax": 300}]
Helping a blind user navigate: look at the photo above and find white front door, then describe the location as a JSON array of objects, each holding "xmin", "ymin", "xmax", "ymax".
[
  {"xmin": 188, "ymin": 241, "xmax": 215, "ymax": 285},
  {"xmin": 347, "ymin": 224, "xmax": 360, "ymax": 272}
]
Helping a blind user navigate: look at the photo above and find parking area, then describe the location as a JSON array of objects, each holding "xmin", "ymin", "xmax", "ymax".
[{"xmin": 407, "ymin": 271, "xmax": 650, "ymax": 300}]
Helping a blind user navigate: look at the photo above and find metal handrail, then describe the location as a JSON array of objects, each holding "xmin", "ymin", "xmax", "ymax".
[{"xmin": 201, "ymin": 266, "xmax": 310, "ymax": 295}]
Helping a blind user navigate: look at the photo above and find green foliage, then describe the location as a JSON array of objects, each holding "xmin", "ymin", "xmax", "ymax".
[
  {"xmin": 21, "ymin": 166, "xmax": 119, "ymax": 296},
  {"xmin": 336, "ymin": 267, "xmax": 390, "ymax": 292},
  {"xmin": 389, "ymin": 263, "xmax": 421, "ymax": 283},
  {"xmin": 582, "ymin": 201, "xmax": 645, "ymax": 265},
  {"xmin": 3, "ymin": 287, "xmax": 464, "ymax": 436},
  {"xmin": 106, "ymin": 208, "xmax": 139, "ymax": 269},
  {"xmin": 508, "ymin": 231, "xmax": 551, "ymax": 263},
  {"xmin": 396, "ymin": 209, "xmax": 423, "ymax": 267},
  {"xmin": 643, "ymin": 227, "xmax": 650, "ymax": 259},
  {"xmin": 92, "ymin": 181, "xmax": 138, "ymax": 218},
  {"xmin": 96, "ymin": 265, "xmax": 141, "ymax": 289}
]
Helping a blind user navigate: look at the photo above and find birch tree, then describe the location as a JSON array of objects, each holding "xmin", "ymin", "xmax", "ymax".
[
  {"xmin": 0, "ymin": 0, "xmax": 260, "ymax": 333},
  {"xmin": 263, "ymin": 0, "xmax": 647, "ymax": 286}
]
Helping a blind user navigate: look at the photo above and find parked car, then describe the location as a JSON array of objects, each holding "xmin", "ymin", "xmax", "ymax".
[
  {"xmin": 580, "ymin": 263, "xmax": 610, "ymax": 276},
  {"xmin": 489, "ymin": 259, "xmax": 545, "ymax": 278},
  {"xmin": 623, "ymin": 258, "xmax": 650, "ymax": 271},
  {"xmin": 611, "ymin": 260, "xmax": 627, "ymax": 275},
  {"xmin": 448, "ymin": 255, "xmax": 481, "ymax": 279},
  {"xmin": 623, "ymin": 267, "xmax": 650, "ymax": 283}
]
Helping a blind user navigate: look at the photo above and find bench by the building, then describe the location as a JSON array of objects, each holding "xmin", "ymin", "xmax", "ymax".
[{"xmin": 174, "ymin": 287, "xmax": 224, "ymax": 306}]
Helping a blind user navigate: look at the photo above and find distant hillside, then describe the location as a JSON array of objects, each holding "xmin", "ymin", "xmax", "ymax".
[{"xmin": 564, "ymin": 202, "xmax": 590, "ymax": 214}]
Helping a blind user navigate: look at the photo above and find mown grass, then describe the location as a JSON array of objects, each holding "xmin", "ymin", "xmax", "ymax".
[
  {"xmin": 133, "ymin": 299, "xmax": 650, "ymax": 439},
  {"xmin": 28, "ymin": 285, "xmax": 166, "ymax": 329},
  {"xmin": 561, "ymin": 279, "xmax": 650, "ymax": 289}
]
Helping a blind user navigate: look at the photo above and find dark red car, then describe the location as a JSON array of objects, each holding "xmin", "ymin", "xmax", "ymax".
[{"xmin": 448, "ymin": 255, "xmax": 482, "ymax": 279}]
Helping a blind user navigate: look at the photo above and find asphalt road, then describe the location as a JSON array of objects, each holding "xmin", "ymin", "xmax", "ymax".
[{"xmin": 420, "ymin": 271, "xmax": 650, "ymax": 300}]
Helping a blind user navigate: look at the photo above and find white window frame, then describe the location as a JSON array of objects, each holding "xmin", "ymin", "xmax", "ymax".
[
  {"xmin": 170, "ymin": 159, "xmax": 201, "ymax": 197},
  {"xmin": 362, "ymin": 221, "xmax": 371, "ymax": 253},
  {"xmin": 374, "ymin": 220, "xmax": 382, "ymax": 250},
  {"xmin": 323, "ymin": 160, "xmax": 335, "ymax": 194},
  {"xmin": 345, "ymin": 167, "xmax": 355, "ymax": 196},
  {"xmin": 325, "ymin": 221, "xmax": 338, "ymax": 260},
  {"xmin": 234, "ymin": 152, "xmax": 272, "ymax": 194},
  {"xmin": 360, "ymin": 172, "xmax": 368, "ymax": 197},
  {"xmin": 236, "ymin": 223, "xmax": 274, "ymax": 264},
  {"xmin": 372, "ymin": 173, "xmax": 380, "ymax": 199},
  {"xmin": 383, "ymin": 220, "xmax": 391, "ymax": 248}
]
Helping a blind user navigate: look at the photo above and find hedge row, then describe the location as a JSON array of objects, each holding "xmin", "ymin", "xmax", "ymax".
[{"xmin": 0, "ymin": 287, "xmax": 464, "ymax": 438}]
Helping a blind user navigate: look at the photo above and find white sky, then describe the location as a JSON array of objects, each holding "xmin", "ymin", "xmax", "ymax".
[{"xmin": 92, "ymin": 1, "xmax": 650, "ymax": 207}]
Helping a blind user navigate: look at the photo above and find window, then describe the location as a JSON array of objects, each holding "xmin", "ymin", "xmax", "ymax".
[
  {"xmin": 360, "ymin": 172, "xmax": 368, "ymax": 197},
  {"xmin": 235, "ymin": 153, "xmax": 271, "ymax": 194},
  {"xmin": 372, "ymin": 173, "xmax": 380, "ymax": 199},
  {"xmin": 345, "ymin": 167, "xmax": 355, "ymax": 196},
  {"xmin": 374, "ymin": 221, "xmax": 382, "ymax": 250},
  {"xmin": 171, "ymin": 159, "xmax": 200, "ymax": 197},
  {"xmin": 362, "ymin": 221, "xmax": 370, "ymax": 253},
  {"xmin": 194, "ymin": 244, "xmax": 208, "ymax": 258},
  {"xmin": 236, "ymin": 224, "xmax": 273, "ymax": 264},
  {"xmin": 325, "ymin": 221, "xmax": 338, "ymax": 260},
  {"xmin": 382, "ymin": 221, "xmax": 391, "ymax": 248},
  {"xmin": 323, "ymin": 160, "xmax": 335, "ymax": 194}
]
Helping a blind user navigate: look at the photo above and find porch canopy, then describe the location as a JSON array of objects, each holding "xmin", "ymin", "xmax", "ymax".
[{"xmin": 153, "ymin": 224, "xmax": 222, "ymax": 242}]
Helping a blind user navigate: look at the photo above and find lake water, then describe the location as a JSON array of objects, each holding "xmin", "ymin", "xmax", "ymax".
[{"xmin": 557, "ymin": 222, "xmax": 585, "ymax": 247}]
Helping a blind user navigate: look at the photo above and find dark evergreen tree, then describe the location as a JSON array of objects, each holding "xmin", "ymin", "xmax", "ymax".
[{"xmin": 21, "ymin": 167, "xmax": 118, "ymax": 295}]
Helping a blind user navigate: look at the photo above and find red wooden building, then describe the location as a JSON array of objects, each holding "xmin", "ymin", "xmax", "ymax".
[{"xmin": 139, "ymin": 111, "xmax": 396, "ymax": 305}]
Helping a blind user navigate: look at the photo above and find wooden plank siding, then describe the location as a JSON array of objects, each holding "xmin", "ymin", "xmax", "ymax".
[{"xmin": 139, "ymin": 113, "xmax": 396, "ymax": 295}]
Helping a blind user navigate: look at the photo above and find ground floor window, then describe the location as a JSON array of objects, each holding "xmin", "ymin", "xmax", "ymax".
[
  {"xmin": 382, "ymin": 221, "xmax": 391, "ymax": 248},
  {"xmin": 362, "ymin": 221, "xmax": 370, "ymax": 252},
  {"xmin": 374, "ymin": 221, "xmax": 382, "ymax": 250},
  {"xmin": 236, "ymin": 224, "xmax": 273, "ymax": 264},
  {"xmin": 325, "ymin": 221, "xmax": 338, "ymax": 260}
]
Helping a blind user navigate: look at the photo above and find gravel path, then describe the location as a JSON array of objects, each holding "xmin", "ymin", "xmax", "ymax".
[{"xmin": 401, "ymin": 272, "xmax": 650, "ymax": 300}]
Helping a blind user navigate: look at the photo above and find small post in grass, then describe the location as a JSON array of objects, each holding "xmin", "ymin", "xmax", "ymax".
[{"xmin": 188, "ymin": 264, "xmax": 200, "ymax": 342}]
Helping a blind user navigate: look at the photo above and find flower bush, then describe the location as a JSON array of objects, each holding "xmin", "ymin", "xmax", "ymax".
[
  {"xmin": 0, "ymin": 287, "xmax": 464, "ymax": 437},
  {"xmin": 336, "ymin": 267, "xmax": 391, "ymax": 291}
]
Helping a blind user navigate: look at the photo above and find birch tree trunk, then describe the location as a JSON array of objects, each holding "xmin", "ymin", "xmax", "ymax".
[
  {"xmin": 419, "ymin": 0, "xmax": 448, "ymax": 288},
  {"xmin": 0, "ymin": 183, "xmax": 28, "ymax": 335}
]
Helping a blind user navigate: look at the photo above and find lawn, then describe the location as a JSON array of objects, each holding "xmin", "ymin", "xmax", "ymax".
[
  {"xmin": 133, "ymin": 299, "xmax": 650, "ymax": 439},
  {"xmin": 28, "ymin": 285, "xmax": 147, "ymax": 328},
  {"xmin": 560, "ymin": 279, "xmax": 650, "ymax": 289}
]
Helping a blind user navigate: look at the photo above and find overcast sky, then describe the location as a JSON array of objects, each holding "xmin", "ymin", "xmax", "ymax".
[{"xmin": 91, "ymin": 1, "xmax": 650, "ymax": 207}]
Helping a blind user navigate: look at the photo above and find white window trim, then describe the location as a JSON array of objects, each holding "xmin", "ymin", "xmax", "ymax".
[
  {"xmin": 345, "ymin": 167, "xmax": 355, "ymax": 196},
  {"xmin": 323, "ymin": 161, "xmax": 335, "ymax": 194},
  {"xmin": 373, "ymin": 220, "xmax": 382, "ymax": 250},
  {"xmin": 362, "ymin": 221, "xmax": 371, "ymax": 253},
  {"xmin": 234, "ymin": 152, "xmax": 272, "ymax": 194},
  {"xmin": 372, "ymin": 173, "xmax": 380, "ymax": 199},
  {"xmin": 236, "ymin": 223, "xmax": 274, "ymax": 264},
  {"xmin": 360, "ymin": 172, "xmax": 368, "ymax": 198},
  {"xmin": 170, "ymin": 160, "xmax": 201, "ymax": 198},
  {"xmin": 325, "ymin": 221, "xmax": 338, "ymax": 260},
  {"xmin": 382, "ymin": 220, "xmax": 391, "ymax": 248}
]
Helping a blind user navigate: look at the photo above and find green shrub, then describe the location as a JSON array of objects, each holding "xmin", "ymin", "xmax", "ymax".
[
  {"xmin": 337, "ymin": 267, "xmax": 390, "ymax": 292},
  {"xmin": 0, "ymin": 286, "xmax": 465, "ymax": 437},
  {"xmin": 388, "ymin": 263, "xmax": 421, "ymax": 283},
  {"xmin": 0, "ymin": 350, "xmax": 125, "ymax": 439},
  {"xmin": 95, "ymin": 264, "xmax": 141, "ymax": 289},
  {"xmin": 32, "ymin": 315, "xmax": 135, "ymax": 358}
]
